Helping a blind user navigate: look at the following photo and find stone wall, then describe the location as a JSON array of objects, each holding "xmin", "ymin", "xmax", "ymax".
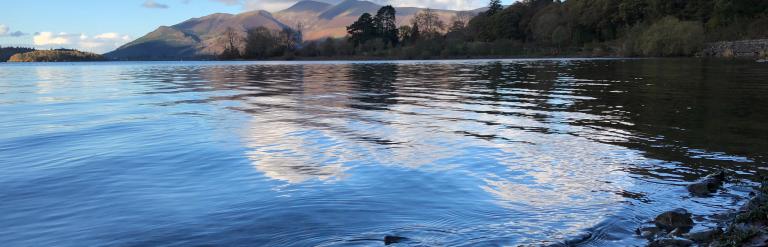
[{"xmin": 702, "ymin": 39, "xmax": 768, "ymax": 58}]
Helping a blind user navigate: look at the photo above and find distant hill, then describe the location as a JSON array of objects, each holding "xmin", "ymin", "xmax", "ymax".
[
  {"xmin": 0, "ymin": 47, "xmax": 36, "ymax": 62},
  {"xmin": 8, "ymin": 49, "xmax": 105, "ymax": 62},
  {"xmin": 105, "ymin": 26, "xmax": 202, "ymax": 60},
  {"xmin": 106, "ymin": 0, "xmax": 480, "ymax": 60}
]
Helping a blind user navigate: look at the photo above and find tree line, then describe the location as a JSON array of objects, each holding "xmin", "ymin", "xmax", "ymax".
[
  {"xmin": 220, "ymin": 0, "xmax": 768, "ymax": 59},
  {"xmin": 0, "ymin": 46, "xmax": 36, "ymax": 62}
]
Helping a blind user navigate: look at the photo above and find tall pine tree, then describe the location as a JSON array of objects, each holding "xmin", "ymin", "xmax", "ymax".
[{"xmin": 347, "ymin": 13, "xmax": 377, "ymax": 47}]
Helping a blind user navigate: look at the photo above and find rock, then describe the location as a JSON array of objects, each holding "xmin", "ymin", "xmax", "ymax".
[
  {"xmin": 744, "ymin": 232, "xmax": 768, "ymax": 247},
  {"xmin": 654, "ymin": 208, "xmax": 694, "ymax": 231},
  {"xmin": 637, "ymin": 225, "xmax": 663, "ymax": 239},
  {"xmin": 740, "ymin": 194, "xmax": 768, "ymax": 212},
  {"xmin": 648, "ymin": 237, "xmax": 694, "ymax": 247},
  {"xmin": 384, "ymin": 235, "xmax": 407, "ymax": 245},
  {"xmin": 668, "ymin": 227, "xmax": 689, "ymax": 236},
  {"xmin": 641, "ymin": 230, "xmax": 656, "ymax": 239},
  {"xmin": 687, "ymin": 170, "xmax": 727, "ymax": 196},
  {"xmin": 703, "ymin": 39, "xmax": 768, "ymax": 58},
  {"xmin": 687, "ymin": 183, "xmax": 711, "ymax": 196},
  {"xmin": 683, "ymin": 228, "xmax": 723, "ymax": 243}
]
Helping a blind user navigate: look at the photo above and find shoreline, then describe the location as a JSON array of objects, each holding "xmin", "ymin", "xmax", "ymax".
[
  {"xmin": 629, "ymin": 172, "xmax": 766, "ymax": 247},
  {"xmin": 546, "ymin": 172, "xmax": 768, "ymax": 247},
  {"xmin": 2, "ymin": 56, "xmax": 765, "ymax": 64}
]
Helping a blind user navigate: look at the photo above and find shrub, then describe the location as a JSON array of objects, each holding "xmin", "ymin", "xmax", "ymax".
[{"xmin": 634, "ymin": 16, "xmax": 705, "ymax": 57}]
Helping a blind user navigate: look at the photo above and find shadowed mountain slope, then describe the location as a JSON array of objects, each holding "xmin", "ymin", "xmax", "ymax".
[{"xmin": 106, "ymin": 11, "xmax": 288, "ymax": 60}]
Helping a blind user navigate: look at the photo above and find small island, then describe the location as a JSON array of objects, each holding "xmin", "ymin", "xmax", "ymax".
[{"xmin": 7, "ymin": 49, "xmax": 105, "ymax": 62}]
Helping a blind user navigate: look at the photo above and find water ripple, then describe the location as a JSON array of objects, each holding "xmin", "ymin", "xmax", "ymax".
[{"xmin": 1, "ymin": 59, "xmax": 766, "ymax": 246}]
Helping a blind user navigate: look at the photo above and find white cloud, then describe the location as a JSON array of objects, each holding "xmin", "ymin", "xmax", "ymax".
[
  {"xmin": 33, "ymin": 32, "xmax": 73, "ymax": 45},
  {"xmin": 94, "ymin": 33, "xmax": 120, "ymax": 39},
  {"xmin": 212, "ymin": 0, "xmax": 240, "ymax": 5},
  {"xmin": 142, "ymin": 0, "xmax": 170, "ymax": 8},
  {"xmin": 0, "ymin": 25, "xmax": 7, "ymax": 35},
  {"xmin": 33, "ymin": 31, "xmax": 132, "ymax": 53}
]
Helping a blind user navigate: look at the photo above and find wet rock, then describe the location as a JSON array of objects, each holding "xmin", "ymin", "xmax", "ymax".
[
  {"xmin": 744, "ymin": 232, "xmax": 768, "ymax": 247},
  {"xmin": 687, "ymin": 170, "xmax": 727, "ymax": 196},
  {"xmin": 740, "ymin": 193, "xmax": 768, "ymax": 212},
  {"xmin": 648, "ymin": 237, "xmax": 694, "ymax": 247},
  {"xmin": 686, "ymin": 183, "xmax": 711, "ymax": 196},
  {"xmin": 654, "ymin": 208, "xmax": 694, "ymax": 231},
  {"xmin": 668, "ymin": 227, "xmax": 689, "ymax": 237},
  {"xmin": 683, "ymin": 228, "xmax": 723, "ymax": 243},
  {"xmin": 637, "ymin": 225, "xmax": 663, "ymax": 239},
  {"xmin": 640, "ymin": 230, "xmax": 657, "ymax": 239},
  {"xmin": 384, "ymin": 235, "xmax": 407, "ymax": 245}
]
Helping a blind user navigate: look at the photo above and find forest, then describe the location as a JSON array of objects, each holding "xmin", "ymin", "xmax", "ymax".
[
  {"xmin": 220, "ymin": 0, "xmax": 768, "ymax": 59},
  {"xmin": 0, "ymin": 47, "xmax": 36, "ymax": 62}
]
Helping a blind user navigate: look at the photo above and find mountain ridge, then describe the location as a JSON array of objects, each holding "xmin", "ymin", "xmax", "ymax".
[{"xmin": 106, "ymin": 0, "xmax": 482, "ymax": 60}]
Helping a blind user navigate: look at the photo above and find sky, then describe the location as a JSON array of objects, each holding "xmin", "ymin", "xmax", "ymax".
[{"xmin": 0, "ymin": 0, "xmax": 515, "ymax": 53}]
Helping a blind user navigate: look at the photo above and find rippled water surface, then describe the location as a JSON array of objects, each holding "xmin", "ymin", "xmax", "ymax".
[{"xmin": 1, "ymin": 59, "xmax": 767, "ymax": 246}]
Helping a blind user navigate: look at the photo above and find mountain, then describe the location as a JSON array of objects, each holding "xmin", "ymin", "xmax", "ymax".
[
  {"xmin": 107, "ymin": 0, "xmax": 482, "ymax": 60},
  {"xmin": 105, "ymin": 26, "xmax": 200, "ymax": 60},
  {"xmin": 317, "ymin": 0, "xmax": 381, "ymax": 20},
  {"xmin": 106, "ymin": 10, "xmax": 287, "ymax": 60},
  {"xmin": 283, "ymin": 0, "xmax": 333, "ymax": 13},
  {"xmin": 274, "ymin": 0, "xmax": 475, "ymax": 41}
]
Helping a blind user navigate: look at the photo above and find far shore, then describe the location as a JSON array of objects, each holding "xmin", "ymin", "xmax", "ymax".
[{"xmin": 3, "ymin": 56, "xmax": 764, "ymax": 64}]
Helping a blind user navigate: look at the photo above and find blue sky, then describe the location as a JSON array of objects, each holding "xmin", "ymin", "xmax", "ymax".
[{"xmin": 0, "ymin": 0, "xmax": 514, "ymax": 53}]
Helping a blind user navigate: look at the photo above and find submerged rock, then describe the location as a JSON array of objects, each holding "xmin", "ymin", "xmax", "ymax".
[
  {"xmin": 687, "ymin": 170, "xmax": 727, "ymax": 196},
  {"xmin": 668, "ymin": 227, "xmax": 688, "ymax": 237},
  {"xmin": 384, "ymin": 235, "xmax": 407, "ymax": 245},
  {"xmin": 648, "ymin": 237, "xmax": 693, "ymax": 247},
  {"xmin": 637, "ymin": 225, "xmax": 664, "ymax": 239},
  {"xmin": 654, "ymin": 208, "xmax": 694, "ymax": 231},
  {"xmin": 683, "ymin": 228, "xmax": 723, "ymax": 243}
]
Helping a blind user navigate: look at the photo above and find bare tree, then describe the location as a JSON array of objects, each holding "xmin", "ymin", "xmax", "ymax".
[
  {"xmin": 221, "ymin": 27, "xmax": 243, "ymax": 59},
  {"xmin": 449, "ymin": 11, "xmax": 473, "ymax": 32},
  {"xmin": 295, "ymin": 22, "xmax": 305, "ymax": 45},
  {"xmin": 412, "ymin": 8, "xmax": 445, "ymax": 37}
]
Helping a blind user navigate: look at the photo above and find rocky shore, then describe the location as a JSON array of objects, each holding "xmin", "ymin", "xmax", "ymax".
[
  {"xmin": 703, "ymin": 39, "xmax": 768, "ymax": 59},
  {"xmin": 638, "ymin": 171, "xmax": 768, "ymax": 247}
]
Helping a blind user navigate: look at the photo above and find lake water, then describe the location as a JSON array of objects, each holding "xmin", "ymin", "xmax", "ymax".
[{"xmin": 1, "ymin": 59, "xmax": 766, "ymax": 246}]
